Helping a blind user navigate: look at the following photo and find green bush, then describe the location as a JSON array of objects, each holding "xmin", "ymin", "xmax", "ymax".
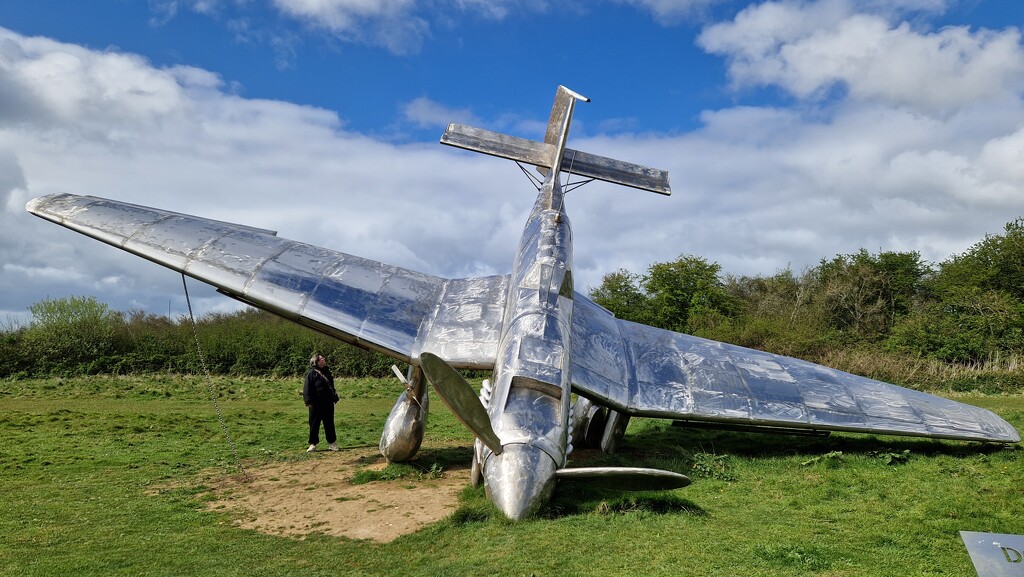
[
  {"xmin": 20, "ymin": 296, "xmax": 124, "ymax": 375},
  {"xmin": 5, "ymin": 217, "xmax": 1023, "ymax": 388},
  {"xmin": 887, "ymin": 287, "xmax": 1024, "ymax": 363},
  {"xmin": 2, "ymin": 297, "xmax": 395, "ymax": 379}
]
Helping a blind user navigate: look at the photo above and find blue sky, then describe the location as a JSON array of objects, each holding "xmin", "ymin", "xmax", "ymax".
[
  {"xmin": 4, "ymin": 0, "xmax": 736, "ymax": 137},
  {"xmin": 2, "ymin": 0, "xmax": 1023, "ymax": 324}
]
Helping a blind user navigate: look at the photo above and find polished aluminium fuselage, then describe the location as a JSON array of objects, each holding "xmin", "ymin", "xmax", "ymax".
[{"xmin": 482, "ymin": 174, "xmax": 574, "ymax": 519}]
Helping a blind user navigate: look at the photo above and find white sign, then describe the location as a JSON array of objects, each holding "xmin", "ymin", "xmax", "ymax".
[{"xmin": 961, "ymin": 531, "xmax": 1024, "ymax": 576}]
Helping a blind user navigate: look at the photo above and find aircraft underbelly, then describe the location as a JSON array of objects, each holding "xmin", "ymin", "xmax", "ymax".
[
  {"xmin": 487, "ymin": 203, "xmax": 574, "ymax": 464},
  {"xmin": 25, "ymin": 193, "xmax": 510, "ymax": 368}
]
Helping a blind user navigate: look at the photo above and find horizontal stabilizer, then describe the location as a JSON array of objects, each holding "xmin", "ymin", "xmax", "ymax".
[
  {"xmin": 420, "ymin": 352, "xmax": 503, "ymax": 455},
  {"xmin": 555, "ymin": 466, "xmax": 691, "ymax": 491},
  {"xmin": 441, "ymin": 124, "xmax": 671, "ymax": 195},
  {"xmin": 442, "ymin": 124, "xmax": 552, "ymax": 168}
]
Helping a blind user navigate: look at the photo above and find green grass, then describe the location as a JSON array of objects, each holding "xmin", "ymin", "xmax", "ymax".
[{"xmin": 1, "ymin": 376, "xmax": 1022, "ymax": 576}]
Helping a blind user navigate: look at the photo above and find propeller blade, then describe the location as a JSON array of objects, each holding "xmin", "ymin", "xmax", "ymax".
[
  {"xmin": 419, "ymin": 353, "xmax": 503, "ymax": 455},
  {"xmin": 555, "ymin": 467, "xmax": 691, "ymax": 491},
  {"xmin": 391, "ymin": 364, "xmax": 409, "ymax": 385}
]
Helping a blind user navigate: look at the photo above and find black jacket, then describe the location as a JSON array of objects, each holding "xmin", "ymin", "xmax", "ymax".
[{"xmin": 303, "ymin": 365, "xmax": 338, "ymax": 405}]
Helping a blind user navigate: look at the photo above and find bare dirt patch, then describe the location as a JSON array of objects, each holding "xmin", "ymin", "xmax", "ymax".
[{"xmin": 203, "ymin": 448, "xmax": 470, "ymax": 543}]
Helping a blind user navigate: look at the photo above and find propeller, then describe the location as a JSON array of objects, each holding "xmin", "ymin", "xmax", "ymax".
[
  {"xmin": 419, "ymin": 352, "xmax": 503, "ymax": 455},
  {"xmin": 391, "ymin": 364, "xmax": 409, "ymax": 386},
  {"xmin": 555, "ymin": 467, "xmax": 691, "ymax": 491},
  {"xmin": 390, "ymin": 364, "xmax": 424, "ymax": 409}
]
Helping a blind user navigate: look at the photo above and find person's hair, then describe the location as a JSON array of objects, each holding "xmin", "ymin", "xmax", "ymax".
[{"xmin": 309, "ymin": 353, "xmax": 322, "ymax": 367}]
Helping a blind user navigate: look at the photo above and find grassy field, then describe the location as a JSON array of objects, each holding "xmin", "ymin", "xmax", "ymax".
[{"xmin": 1, "ymin": 375, "xmax": 1022, "ymax": 576}]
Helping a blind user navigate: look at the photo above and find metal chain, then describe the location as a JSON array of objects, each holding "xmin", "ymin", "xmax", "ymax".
[{"xmin": 181, "ymin": 274, "xmax": 249, "ymax": 480}]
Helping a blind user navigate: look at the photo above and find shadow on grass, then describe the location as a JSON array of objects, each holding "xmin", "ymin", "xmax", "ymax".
[
  {"xmin": 544, "ymin": 485, "xmax": 706, "ymax": 520},
  {"xmin": 348, "ymin": 444, "xmax": 472, "ymax": 472},
  {"xmin": 620, "ymin": 420, "xmax": 1014, "ymax": 462},
  {"xmin": 443, "ymin": 483, "xmax": 706, "ymax": 526},
  {"xmin": 407, "ymin": 445, "xmax": 474, "ymax": 471},
  {"xmin": 434, "ymin": 421, "xmax": 1015, "ymax": 525}
]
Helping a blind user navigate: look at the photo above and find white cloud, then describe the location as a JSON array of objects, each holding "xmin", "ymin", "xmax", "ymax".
[
  {"xmin": 2, "ymin": 11, "xmax": 1024, "ymax": 327},
  {"xmin": 271, "ymin": 0, "xmax": 429, "ymax": 54},
  {"xmin": 0, "ymin": 30, "xmax": 222, "ymax": 139},
  {"xmin": 4, "ymin": 263, "xmax": 89, "ymax": 283},
  {"xmin": 698, "ymin": 0, "xmax": 1024, "ymax": 112},
  {"xmin": 565, "ymin": 82, "xmax": 1024, "ymax": 285},
  {"xmin": 612, "ymin": 0, "xmax": 725, "ymax": 23},
  {"xmin": 147, "ymin": 0, "xmax": 224, "ymax": 21},
  {"xmin": 266, "ymin": 0, "xmax": 559, "ymax": 54},
  {"xmin": 402, "ymin": 96, "xmax": 481, "ymax": 129},
  {"xmin": 145, "ymin": 0, "xmax": 716, "ymax": 57},
  {"xmin": 450, "ymin": 0, "xmax": 551, "ymax": 21},
  {"xmin": 978, "ymin": 125, "xmax": 1024, "ymax": 183},
  {"xmin": 0, "ymin": 27, "xmax": 528, "ymax": 318}
]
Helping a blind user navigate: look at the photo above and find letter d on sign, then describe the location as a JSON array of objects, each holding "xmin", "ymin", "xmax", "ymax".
[{"xmin": 961, "ymin": 531, "xmax": 1024, "ymax": 576}]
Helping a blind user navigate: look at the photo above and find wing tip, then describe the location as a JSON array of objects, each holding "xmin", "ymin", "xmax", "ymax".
[{"xmin": 25, "ymin": 192, "xmax": 68, "ymax": 215}]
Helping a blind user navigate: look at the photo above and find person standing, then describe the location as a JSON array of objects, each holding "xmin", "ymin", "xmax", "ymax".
[{"xmin": 303, "ymin": 353, "xmax": 339, "ymax": 452}]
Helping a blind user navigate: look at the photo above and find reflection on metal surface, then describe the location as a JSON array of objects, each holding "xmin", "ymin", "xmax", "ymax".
[
  {"xmin": 379, "ymin": 365, "xmax": 428, "ymax": 462},
  {"xmin": 570, "ymin": 292, "xmax": 1020, "ymax": 443},
  {"xmin": 421, "ymin": 352, "xmax": 503, "ymax": 455},
  {"xmin": 27, "ymin": 85, "xmax": 1020, "ymax": 521}
]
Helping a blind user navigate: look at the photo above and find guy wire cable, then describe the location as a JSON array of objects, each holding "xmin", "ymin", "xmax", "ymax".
[{"xmin": 182, "ymin": 274, "xmax": 249, "ymax": 481}]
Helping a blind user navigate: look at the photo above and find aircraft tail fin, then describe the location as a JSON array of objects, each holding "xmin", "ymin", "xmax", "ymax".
[
  {"xmin": 439, "ymin": 86, "xmax": 670, "ymax": 196},
  {"xmin": 538, "ymin": 85, "xmax": 588, "ymax": 179}
]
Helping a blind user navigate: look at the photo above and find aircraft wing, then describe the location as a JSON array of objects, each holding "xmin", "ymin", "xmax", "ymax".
[
  {"xmin": 570, "ymin": 293, "xmax": 1020, "ymax": 443},
  {"xmin": 26, "ymin": 194, "xmax": 508, "ymax": 369}
]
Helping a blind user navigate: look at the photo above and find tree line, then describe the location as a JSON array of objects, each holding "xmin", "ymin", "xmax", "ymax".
[
  {"xmin": 0, "ymin": 301, "xmax": 394, "ymax": 379},
  {"xmin": 2, "ymin": 218, "xmax": 1022, "ymax": 389},
  {"xmin": 589, "ymin": 218, "xmax": 1024, "ymax": 392}
]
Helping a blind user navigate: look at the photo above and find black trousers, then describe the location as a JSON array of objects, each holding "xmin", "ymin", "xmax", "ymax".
[{"xmin": 307, "ymin": 401, "xmax": 337, "ymax": 445}]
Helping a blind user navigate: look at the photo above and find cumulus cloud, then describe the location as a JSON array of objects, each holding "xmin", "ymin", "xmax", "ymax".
[
  {"xmin": 568, "ymin": 98, "xmax": 1024, "ymax": 287},
  {"xmin": 0, "ymin": 27, "xmax": 526, "ymax": 319},
  {"xmin": 268, "ymin": 0, "xmax": 550, "ymax": 54},
  {"xmin": 0, "ymin": 30, "xmax": 223, "ymax": 140},
  {"xmin": 564, "ymin": 1, "xmax": 1024, "ymax": 285},
  {"xmin": 0, "ymin": 150, "xmax": 27, "ymax": 208},
  {"xmin": 978, "ymin": 126, "xmax": 1024, "ymax": 183},
  {"xmin": 612, "ymin": 0, "xmax": 727, "ymax": 24},
  {"xmin": 449, "ymin": 0, "xmax": 551, "ymax": 21},
  {"xmin": 402, "ymin": 96, "xmax": 482, "ymax": 129},
  {"xmin": 698, "ymin": 0, "xmax": 1024, "ymax": 112},
  {"xmin": 272, "ymin": 0, "xmax": 430, "ymax": 54},
  {"xmin": 3, "ymin": 2, "xmax": 1024, "ymax": 327},
  {"xmin": 146, "ymin": 0, "xmax": 714, "ymax": 57}
]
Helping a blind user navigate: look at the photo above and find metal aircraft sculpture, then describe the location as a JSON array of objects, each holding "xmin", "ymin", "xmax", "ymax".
[{"xmin": 27, "ymin": 86, "xmax": 1020, "ymax": 520}]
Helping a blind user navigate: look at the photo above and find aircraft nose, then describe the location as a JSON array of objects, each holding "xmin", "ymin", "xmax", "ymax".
[{"xmin": 484, "ymin": 444, "xmax": 558, "ymax": 520}]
